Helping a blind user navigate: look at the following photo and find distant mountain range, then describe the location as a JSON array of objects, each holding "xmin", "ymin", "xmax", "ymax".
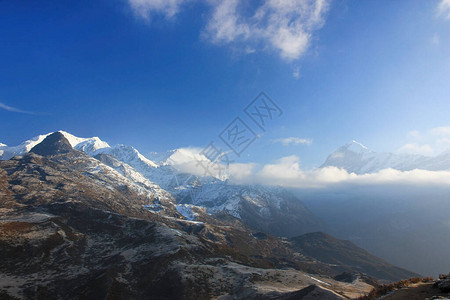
[
  {"xmin": 321, "ymin": 140, "xmax": 450, "ymax": 173},
  {"xmin": 2, "ymin": 132, "xmax": 449, "ymax": 239},
  {"xmin": 4, "ymin": 133, "xmax": 450, "ymax": 178},
  {"xmin": 0, "ymin": 132, "xmax": 420, "ymax": 299}
]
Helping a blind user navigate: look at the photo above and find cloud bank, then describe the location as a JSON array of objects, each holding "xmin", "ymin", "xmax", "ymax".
[
  {"xmin": 167, "ymin": 148, "xmax": 450, "ymax": 189},
  {"xmin": 226, "ymin": 155, "xmax": 450, "ymax": 189}
]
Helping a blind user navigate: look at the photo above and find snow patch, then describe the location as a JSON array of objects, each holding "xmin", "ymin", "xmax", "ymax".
[
  {"xmin": 175, "ymin": 204, "xmax": 197, "ymax": 221},
  {"xmin": 307, "ymin": 275, "xmax": 331, "ymax": 286},
  {"xmin": 59, "ymin": 131, "xmax": 110, "ymax": 153},
  {"xmin": 347, "ymin": 140, "xmax": 369, "ymax": 152}
]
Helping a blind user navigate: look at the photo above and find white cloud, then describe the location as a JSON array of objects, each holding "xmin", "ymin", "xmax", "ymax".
[
  {"xmin": 127, "ymin": 0, "xmax": 191, "ymax": 20},
  {"xmin": 165, "ymin": 146, "xmax": 223, "ymax": 177},
  {"xmin": 407, "ymin": 130, "xmax": 421, "ymax": 139},
  {"xmin": 397, "ymin": 143, "xmax": 434, "ymax": 156},
  {"xmin": 166, "ymin": 147, "xmax": 450, "ymax": 189},
  {"xmin": 436, "ymin": 137, "xmax": 450, "ymax": 148},
  {"xmin": 229, "ymin": 155, "xmax": 355, "ymax": 188},
  {"xmin": 438, "ymin": 0, "xmax": 450, "ymax": 19},
  {"xmin": 258, "ymin": 155, "xmax": 303, "ymax": 182},
  {"xmin": 432, "ymin": 33, "xmax": 441, "ymax": 45},
  {"xmin": 127, "ymin": 0, "xmax": 330, "ymax": 60},
  {"xmin": 228, "ymin": 162, "xmax": 257, "ymax": 181},
  {"xmin": 204, "ymin": 0, "xmax": 250, "ymax": 43},
  {"xmin": 205, "ymin": 0, "xmax": 329, "ymax": 60},
  {"xmin": 292, "ymin": 66, "xmax": 301, "ymax": 79},
  {"xmin": 0, "ymin": 102, "xmax": 35, "ymax": 114},
  {"xmin": 165, "ymin": 147, "xmax": 255, "ymax": 180},
  {"xmin": 273, "ymin": 137, "xmax": 312, "ymax": 146},
  {"xmin": 399, "ymin": 126, "xmax": 450, "ymax": 156},
  {"xmin": 430, "ymin": 126, "xmax": 450, "ymax": 136},
  {"xmin": 232, "ymin": 156, "xmax": 450, "ymax": 189}
]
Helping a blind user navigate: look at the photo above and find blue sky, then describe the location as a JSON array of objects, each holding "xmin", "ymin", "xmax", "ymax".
[{"xmin": 1, "ymin": 0, "xmax": 450, "ymax": 168}]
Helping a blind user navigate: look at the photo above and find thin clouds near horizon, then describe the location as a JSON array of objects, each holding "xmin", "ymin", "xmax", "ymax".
[{"xmin": 273, "ymin": 137, "xmax": 313, "ymax": 146}]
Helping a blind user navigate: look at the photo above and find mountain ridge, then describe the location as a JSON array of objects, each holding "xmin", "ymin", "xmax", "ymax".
[
  {"xmin": 0, "ymin": 131, "xmax": 424, "ymax": 299},
  {"xmin": 320, "ymin": 141, "xmax": 450, "ymax": 174},
  {"xmin": 0, "ymin": 131, "xmax": 326, "ymax": 237}
]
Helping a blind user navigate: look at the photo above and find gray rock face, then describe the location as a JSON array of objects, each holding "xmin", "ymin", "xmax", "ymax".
[
  {"xmin": 437, "ymin": 279, "xmax": 450, "ymax": 293},
  {"xmin": 29, "ymin": 132, "xmax": 76, "ymax": 156},
  {"xmin": 0, "ymin": 136, "xmax": 419, "ymax": 299}
]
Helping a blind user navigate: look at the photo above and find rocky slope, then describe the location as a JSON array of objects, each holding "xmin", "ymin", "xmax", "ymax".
[
  {"xmin": 289, "ymin": 232, "xmax": 418, "ymax": 282},
  {"xmin": 1, "ymin": 131, "xmax": 325, "ymax": 237},
  {"xmin": 357, "ymin": 273, "xmax": 450, "ymax": 299},
  {"xmin": 0, "ymin": 132, "xmax": 420, "ymax": 299}
]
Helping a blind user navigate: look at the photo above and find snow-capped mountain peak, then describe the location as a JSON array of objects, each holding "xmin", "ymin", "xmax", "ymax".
[
  {"xmin": 347, "ymin": 140, "xmax": 369, "ymax": 152},
  {"xmin": 0, "ymin": 131, "xmax": 111, "ymax": 160},
  {"xmin": 321, "ymin": 140, "xmax": 450, "ymax": 174},
  {"xmin": 147, "ymin": 150, "xmax": 177, "ymax": 165},
  {"xmin": 59, "ymin": 130, "xmax": 110, "ymax": 155},
  {"xmin": 0, "ymin": 133, "xmax": 51, "ymax": 160},
  {"xmin": 0, "ymin": 143, "xmax": 6, "ymax": 147},
  {"xmin": 99, "ymin": 144, "xmax": 158, "ymax": 168},
  {"xmin": 333, "ymin": 140, "xmax": 370, "ymax": 155}
]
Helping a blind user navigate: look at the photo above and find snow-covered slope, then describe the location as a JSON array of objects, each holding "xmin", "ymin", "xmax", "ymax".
[
  {"xmin": 98, "ymin": 144, "xmax": 157, "ymax": 168},
  {"xmin": 147, "ymin": 150, "xmax": 177, "ymax": 165},
  {"xmin": 0, "ymin": 133, "xmax": 51, "ymax": 160},
  {"xmin": 320, "ymin": 140, "xmax": 449, "ymax": 174},
  {"xmin": 0, "ymin": 131, "xmax": 325, "ymax": 234},
  {"xmin": 61, "ymin": 131, "xmax": 110, "ymax": 155}
]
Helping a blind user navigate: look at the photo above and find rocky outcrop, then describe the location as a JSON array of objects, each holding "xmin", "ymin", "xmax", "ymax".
[
  {"xmin": 29, "ymin": 132, "xmax": 76, "ymax": 156},
  {"xmin": 436, "ymin": 273, "xmax": 450, "ymax": 293},
  {"xmin": 0, "ymin": 137, "xmax": 416, "ymax": 299}
]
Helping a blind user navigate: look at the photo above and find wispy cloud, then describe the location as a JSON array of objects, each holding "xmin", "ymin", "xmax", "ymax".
[
  {"xmin": 292, "ymin": 66, "xmax": 301, "ymax": 79},
  {"xmin": 204, "ymin": 0, "xmax": 330, "ymax": 61},
  {"xmin": 127, "ymin": 0, "xmax": 330, "ymax": 61},
  {"xmin": 432, "ymin": 33, "xmax": 441, "ymax": 45},
  {"xmin": 438, "ymin": 0, "xmax": 450, "ymax": 19},
  {"xmin": 407, "ymin": 130, "xmax": 422, "ymax": 139},
  {"xmin": 397, "ymin": 126, "xmax": 450, "ymax": 156},
  {"xmin": 430, "ymin": 126, "xmax": 450, "ymax": 136},
  {"xmin": 0, "ymin": 102, "xmax": 36, "ymax": 114},
  {"xmin": 127, "ymin": 0, "xmax": 191, "ymax": 20},
  {"xmin": 273, "ymin": 137, "xmax": 312, "ymax": 146}
]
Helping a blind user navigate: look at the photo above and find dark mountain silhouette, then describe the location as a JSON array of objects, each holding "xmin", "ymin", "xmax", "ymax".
[{"xmin": 29, "ymin": 132, "xmax": 76, "ymax": 156}]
